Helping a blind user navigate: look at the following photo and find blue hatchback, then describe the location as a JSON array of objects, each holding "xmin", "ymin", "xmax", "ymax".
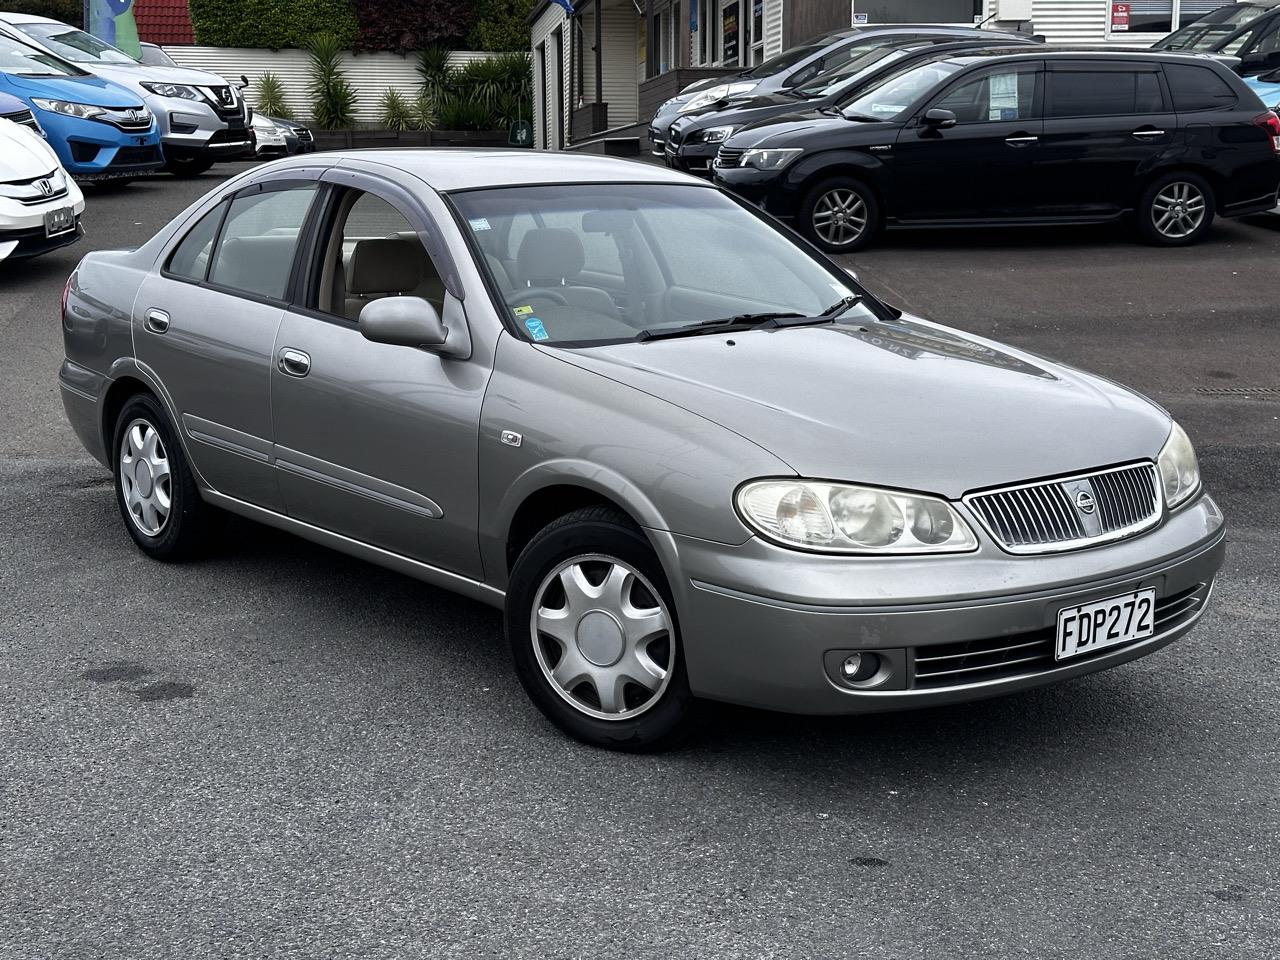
[{"xmin": 0, "ymin": 31, "xmax": 162, "ymax": 178}]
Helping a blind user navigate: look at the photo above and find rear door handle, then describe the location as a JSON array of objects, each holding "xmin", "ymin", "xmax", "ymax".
[
  {"xmin": 1004, "ymin": 134, "xmax": 1039, "ymax": 146},
  {"xmin": 277, "ymin": 348, "xmax": 311, "ymax": 378},
  {"xmin": 144, "ymin": 308, "xmax": 169, "ymax": 334},
  {"xmin": 1131, "ymin": 128, "xmax": 1166, "ymax": 139}
]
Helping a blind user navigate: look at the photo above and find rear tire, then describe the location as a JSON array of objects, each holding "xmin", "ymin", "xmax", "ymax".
[
  {"xmin": 799, "ymin": 176, "xmax": 881, "ymax": 253},
  {"xmin": 505, "ymin": 506, "xmax": 695, "ymax": 751},
  {"xmin": 1138, "ymin": 172, "xmax": 1215, "ymax": 246},
  {"xmin": 111, "ymin": 393, "xmax": 209, "ymax": 561}
]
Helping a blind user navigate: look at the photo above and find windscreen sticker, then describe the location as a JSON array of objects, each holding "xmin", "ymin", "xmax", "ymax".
[
  {"xmin": 512, "ymin": 304, "xmax": 534, "ymax": 317},
  {"xmin": 468, "ymin": 217, "xmax": 491, "ymax": 232},
  {"xmin": 524, "ymin": 317, "xmax": 549, "ymax": 341}
]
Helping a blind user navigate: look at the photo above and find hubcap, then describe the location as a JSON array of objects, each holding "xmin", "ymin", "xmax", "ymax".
[
  {"xmin": 531, "ymin": 555, "xmax": 674, "ymax": 720},
  {"xmin": 1152, "ymin": 181, "xmax": 1206, "ymax": 239},
  {"xmin": 813, "ymin": 188, "xmax": 868, "ymax": 246},
  {"xmin": 119, "ymin": 418, "xmax": 172, "ymax": 537}
]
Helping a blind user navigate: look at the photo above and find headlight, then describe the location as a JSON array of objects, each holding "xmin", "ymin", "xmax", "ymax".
[
  {"xmin": 700, "ymin": 125, "xmax": 735, "ymax": 143},
  {"xmin": 1157, "ymin": 421, "xmax": 1200, "ymax": 509},
  {"xmin": 140, "ymin": 82, "xmax": 200, "ymax": 101},
  {"xmin": 680, "ymin": 80, "xmax": 755, "ymax": 114},
  {"xmin": 741, "ymin": 147, "xmax": 803, "ymax": 171},
  {"xmin": 737, "ymin": 480, "xmax": 978, "ymax": 554},
  {"xmin": 31, "ymin": 98, "xmax": 104, "ymax": 121}
]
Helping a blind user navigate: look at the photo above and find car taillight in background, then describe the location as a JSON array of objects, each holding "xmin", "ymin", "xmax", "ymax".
[{"xmin": 1253, "ymin": 111, "xmax": 1280, "ymax": 152}]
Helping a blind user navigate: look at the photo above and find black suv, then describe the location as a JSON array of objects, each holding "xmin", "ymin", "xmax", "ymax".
[
  {"xmin": 714, "ymin": 48, "xmax": 1280, "ymax": 251},
  {"xmin": 666, "ymin": 33, "xmax": 1036, "ymax": 176}
]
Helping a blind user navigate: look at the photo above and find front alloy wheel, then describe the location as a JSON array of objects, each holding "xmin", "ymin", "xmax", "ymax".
[{"xmin": 800, "ymin": 177, "xmax": 880, "ymax": 253}]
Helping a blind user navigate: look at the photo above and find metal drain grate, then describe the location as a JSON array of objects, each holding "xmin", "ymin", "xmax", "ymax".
[{"xmin": 1195, "ymin": 386, "xmax": 1280, "ymax": 397}]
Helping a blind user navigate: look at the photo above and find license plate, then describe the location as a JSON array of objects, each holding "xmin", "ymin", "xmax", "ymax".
[
  {"xmin": 1055, "ymin": 588, "xmax": 1156, "ymax": 661},
  {"xmin": 44, "ymin": 207, "xmax": 74, "ymax": 237}
]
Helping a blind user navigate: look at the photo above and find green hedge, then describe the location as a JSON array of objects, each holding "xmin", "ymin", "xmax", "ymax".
[
  {"xmin": 189, "ymin": 0, "xmax": 358, "ymax": 50},
  {"xmin": 4, "ymin": 0, "xmax": 82, "ymax": 27},
  {"xmin": 467, "ymin": 0, "xmax": 535, "ymax": 53}
]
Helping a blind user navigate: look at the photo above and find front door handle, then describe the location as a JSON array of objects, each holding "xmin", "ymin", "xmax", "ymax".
[
  {"xmin": 1004, "ymin": 134, "xmax": 1039, "ymax": 147},
  {"xmin": 1131, "ymin": 128, "xmax": 1167, "ymax": 139},
  {"xmin": 277, "ymin": 348, "xmax": 311, "ymax": 378},
  {"xmin": 144, "ymin": 308, "xmax": 169, "ymax": 334}
]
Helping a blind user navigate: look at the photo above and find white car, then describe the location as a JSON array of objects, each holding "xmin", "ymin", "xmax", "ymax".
[{"xmin": 0, "ymin": 116, "xmax": 84, "ymax": 263}]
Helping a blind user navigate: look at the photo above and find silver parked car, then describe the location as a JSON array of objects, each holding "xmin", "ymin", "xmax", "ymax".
[{"xmin": 58, "ymin": 152, "xmax": 1224, "ymax": 750}]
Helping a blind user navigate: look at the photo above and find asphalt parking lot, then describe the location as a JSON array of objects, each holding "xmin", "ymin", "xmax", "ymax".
[{"xmin": 1, "ymin": 162, "xmax": 1277, "ymax": 959}]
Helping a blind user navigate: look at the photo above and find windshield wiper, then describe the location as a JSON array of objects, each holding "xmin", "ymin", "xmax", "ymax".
[{"xmin": 638, "ymin": 298, "xmax": 860, "ymax": 342}]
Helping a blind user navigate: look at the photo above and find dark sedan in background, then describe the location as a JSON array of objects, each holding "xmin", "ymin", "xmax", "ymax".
[{"xmin": 715, "ymin": 47, "xmax": 1280, "ymax": 251}]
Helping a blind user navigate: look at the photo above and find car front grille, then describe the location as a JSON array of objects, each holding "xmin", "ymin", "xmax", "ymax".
[
  {"xmin": 714, "ymin": 146, "xmax": 745, "ymax": 168},
  {"xmin": 966, "ymin": 462, "xmax": 1161, "ymax": 555},
  {"xmin": 200, "ymin": 85, "xmax": 243, "ymax": 121},
  {"xmin": 292, "ymin": 127, "xmax": 313, "ymax": 143},
  {"xmin": 2, "ymin": 108, "xmax": 41, "ymax": 134},
  {"xmin": 911, "ymin": 581, "xmax": 1210, "ymax": 689},
  {"xmin": 98, "ymin": 106, "xmax": 153, "ymax": 131}
]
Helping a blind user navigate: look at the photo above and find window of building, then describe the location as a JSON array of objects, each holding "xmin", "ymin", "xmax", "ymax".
[{"xmin": 1107, "ymin": 0, "xmax": 1233, "ymax": 37}]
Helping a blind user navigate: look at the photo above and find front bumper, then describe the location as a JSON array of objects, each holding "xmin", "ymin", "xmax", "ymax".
[
  {"xmin": 671, "ymin": 141, "xmax": 717, "ymax": 177},
  {"xmin": 658, "ymin": 493, "xmax": 1226, "ymax": 714},
  {"xmin": 0, "ymin": 183, "xmax": 87, "ymax": 261},
  {"xmin": 713, "ymin": 164, "xmax": 796, "ymax": 215},
  {"xmin": 37, "ymin": 112, "xmax": 165, "ymax": 176},
  {"xmin": 153, "ymin": 95, "xmax": 253, "ymax": 162}
]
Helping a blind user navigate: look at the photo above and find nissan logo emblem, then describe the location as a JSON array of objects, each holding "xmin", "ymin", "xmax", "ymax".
[
  {"xmin": 36, "ymin": 178, "xmax": 53, "ymax": 197},
  {"xmin": 1075, "ymin": 490, "xmax": 1096, "ymax": 514}
]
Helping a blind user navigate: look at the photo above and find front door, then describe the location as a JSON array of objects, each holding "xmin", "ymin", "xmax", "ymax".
[
  {"xmin": 134, "ymin": 181, "xmax": 319, "ymax": 510},
  {"xmin": 270, "ymin": 184, "xmax": 489, "ymax": 578},
  {"xmin": 1034, "ymin": 61, "xmax": 1177, "ymax": 218},
  {"xmin": 892, "ymin": 63, "xmax": 1044, "ymax": 222}
]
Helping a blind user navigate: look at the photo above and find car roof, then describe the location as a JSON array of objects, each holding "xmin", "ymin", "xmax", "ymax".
[
  {"xmin": 271, "ymin": 150, "xmax": 704, "ymax": 193},
  {"xmin": 0, "ymin": 13, "xmax": 56, "ymax": 24},
  {"xmin": 934, "ymin": 45, "xmax": 1240, "ymax": 65}
]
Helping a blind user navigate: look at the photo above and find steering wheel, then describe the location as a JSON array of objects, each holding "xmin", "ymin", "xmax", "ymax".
[{"xmin": 506, "ymin": 288, "xmax": 570, "ymax": 308}]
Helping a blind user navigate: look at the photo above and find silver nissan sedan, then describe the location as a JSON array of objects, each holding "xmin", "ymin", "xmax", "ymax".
[{"xmin": 58, "ymin": 151, "xmax": 1225, "ymax": 750}]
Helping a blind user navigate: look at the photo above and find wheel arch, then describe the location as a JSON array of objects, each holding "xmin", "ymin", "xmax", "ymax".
[{"xmin": 1140, "ymin": 164, "xmax": 1224, "ymax": 212}]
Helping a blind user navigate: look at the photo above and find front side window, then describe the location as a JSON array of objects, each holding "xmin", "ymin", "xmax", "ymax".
[
  {"xmin": 0, "ymin": 34, "xmax": 80, "ymax": 76},
  {"xmin": 932, "ymin": 67, "xmax": 1039, "ymax": 123},
  {"xmin": 208, "ymin": 184, "xmax": 317, "ymax": 300},
  {"xmin": 16, "ymin": 23, "xmax": 138, "ymax": 63},
  {"xmin": 1049, "ymin": 70, "xmax": 1165, "ymax": 117},
  {"xmin": 450, "ymin": 184, "xmax": 877, "ymax": 346},
  {"xmin": 841, "ymin": 60, "xmax": 964, "ymax": 121}
]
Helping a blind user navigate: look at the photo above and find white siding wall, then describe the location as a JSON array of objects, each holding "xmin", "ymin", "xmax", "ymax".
[
  {"xmin": 162, "ymin": 46, "xmax": 490, "ymax": 123},
  {"xmin": 600, "ymin": 6, "xmax": 641, "ymax": 127},
  {"xmin": 985, "ymin": 0, "xmax": 1111, "ymax": 43},
  {"xmin": 531, "ymin": 4, "xmax": 567, "ymax": 150},
  {"xmin": 763, "ymin": 0, "xmax": 784, "ymax": 59}
]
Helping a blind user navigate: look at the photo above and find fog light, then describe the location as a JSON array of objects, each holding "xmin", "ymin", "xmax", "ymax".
[{"xmin": 841, "ymin": 653, "xmax": 880, "ymax": 683}]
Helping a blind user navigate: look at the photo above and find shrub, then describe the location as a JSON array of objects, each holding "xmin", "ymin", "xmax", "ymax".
[
  {"xmin": 189, "ymin": 0, "xmax": 357, "ymax": 50},
  {"xmin": 352, "ymin": 0, "xmax": 475, "ymax": 54},
  {"xmin": 416, "ymin": 44, "xmax": 454, "ymax": 105},
  {"xmin": 379, "ymin": 87, "xmax": 415, "ymax": 131},
  {"xmin": 307, "ymin": 34, "xmax": 357, "ymax": 128},
  {"xmin": 253, "ymin": 73, "xmax": 293, "ymax": 119},
  {"xmin": 467, "ymin": 0, "xmax": 535, "ymax": 53},
  {"xmin": 436, "ymin": 91, "xmax": 494, "ymax": 132},
  {"xmin": 414, "ymin": 93, "xmax": 438, "ymax": 131},
  {"xmin": 4, "ymin": 0, "xmax": 81, "ymax": 27}
]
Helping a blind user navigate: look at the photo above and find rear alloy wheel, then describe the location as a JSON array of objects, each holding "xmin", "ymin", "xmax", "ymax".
[
  {"xmin": 1139, "ymin": 173, "xmax": 1214, "ymax": 246},
  {"xmin": 111, "ymin": 393, "xmax": 209, "ymax": 560},
  {"xmin": 506, "ymin": 506, "xmax": 694, "ymax": 751},
  {"xmin": 801, "ymin": 177, "xmax": 880, "ymax": 253}
]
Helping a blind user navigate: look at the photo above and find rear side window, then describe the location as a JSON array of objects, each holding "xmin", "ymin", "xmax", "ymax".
[
  {"xmin": 1049, "ymin": 71, "xmax": 1166, "ymax": 117},
  {"xmin": 166, "ymin": 203, "xmax": 224, "ymax": 282},
  {"xmin": 1164, "ymin": 63, "xmax": 1238, "ymax": 111},
  {"xmin": 208, "ymin": 184, "xmax": 317, "ymax": 300}
]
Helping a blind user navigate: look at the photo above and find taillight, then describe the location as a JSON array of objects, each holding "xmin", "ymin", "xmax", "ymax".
[{"xmin": 1253, "ymin": 111, "xmax": 1280, "ymax": 152}]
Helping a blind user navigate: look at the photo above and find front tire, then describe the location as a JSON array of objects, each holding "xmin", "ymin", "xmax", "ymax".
[
  {"xmin": 164, "ymin": 156, "xmax": 214, "ymax": 178},
  {"xmin": 799, "ymin": 176, "xmax": 880, "ymax": 253},
  {"xmin": 505, "ymin": 506, "xmax": 695, "ymax": 751},
  {"xmin": 111, "ymin": 393, "xmax": 209, "ymax": 561},
  {"xmin": 1138, "ymin": 172, "xmax": 1215, "ymax": 246}
]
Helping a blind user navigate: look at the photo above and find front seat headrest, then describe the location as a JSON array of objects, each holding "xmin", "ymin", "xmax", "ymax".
[
  {"xmin": 516, "ymin": 227, "xmax": 585, "ymax": 284},
  {"xmin": 348, "ymin": 237, "xmax": 427, "ymax": 295}
]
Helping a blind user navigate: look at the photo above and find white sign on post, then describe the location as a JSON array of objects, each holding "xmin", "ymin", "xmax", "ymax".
[{"xmin": 851, "ymin": 3, "xmax": 868, "ymax": 24}]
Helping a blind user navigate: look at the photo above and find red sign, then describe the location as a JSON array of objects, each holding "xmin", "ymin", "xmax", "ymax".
[{"xmin": 1111, "ymin": 2, "xmax": 1130, "ymax": 31}]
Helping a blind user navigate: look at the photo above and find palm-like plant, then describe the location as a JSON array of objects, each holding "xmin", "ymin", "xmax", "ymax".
[
  {"xmin": 307, "ymin": 33, "xmax": 356, "ymax": 129},
  {"xmin": 414, "ymin": 92, "xmax": 438, "ymax": 132},
  {"xmin": 416, "ymin": 44, "xmax": 454, "ymax": 106},
  {"xmin": 253, "ymin": 72, "xmax": 292, "ymax": 120},
  {"xmin": 379, "ymin": 87, "xmax": 414, "ymax": 131}
]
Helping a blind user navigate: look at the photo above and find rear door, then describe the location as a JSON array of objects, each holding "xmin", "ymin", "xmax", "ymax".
[
  {"xmin": 134, "ymin": 180, "xmax": 319, "ymax": 511},
  {"xmin": 1034, "ymin": 61, "xmax": 1176, "ymax": 217},
  {"xmin": 892, "ymin": 61, "xmax": 1044, "ymax": 221}
]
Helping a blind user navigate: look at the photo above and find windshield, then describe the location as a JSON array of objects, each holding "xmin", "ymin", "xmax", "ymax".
[
  {"xmin": 1160, "ymin": 4, "xmax": 1268, "ymax": 48},
  {"xmin": 450, "ymin": 184, "xmax": 877, "ymax": 346},
  {"xmin": 17, "ymin": 23, "xmax": 138, "ymax": 63},
  {"xmin": 841, "ymin": 60, "xmax": 964, "ymax": 120},
  {"xmin": 140, "ymin": 45, "xmax": 177, "ymax": 67},
  {"xmin": 744, "ymin": 39, "xmax": 828, "ymax": 78},
  {"xmin": 793, "ymin": 41, "xmax": 923, "ymax": 97},
  {"xmin": 0, "ymin": 34, "xmax": 81, "ymax": 76}
]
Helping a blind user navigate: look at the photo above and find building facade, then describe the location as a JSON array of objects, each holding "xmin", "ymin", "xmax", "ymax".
[{"xmin": 532, "ymin": 0, "xmax": 1234, "ymax": 152}]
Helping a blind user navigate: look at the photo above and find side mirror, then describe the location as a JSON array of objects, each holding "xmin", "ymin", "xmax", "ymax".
[
  {"xmin": 240, "ymin": 74, "xmax": 250, "ymax": 88},
  {"xmin": 359, "ymin": 296, "xmax": 448, "ymax": 350},
  {"xmin": 922, "ymin": 108, "xmax": 957, "ymax": 129}
]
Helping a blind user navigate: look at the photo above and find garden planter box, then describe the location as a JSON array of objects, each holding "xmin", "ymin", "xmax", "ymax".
[{"xmin": 312, "ymin": 128, "xmax": 513, "ymax": 150}]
